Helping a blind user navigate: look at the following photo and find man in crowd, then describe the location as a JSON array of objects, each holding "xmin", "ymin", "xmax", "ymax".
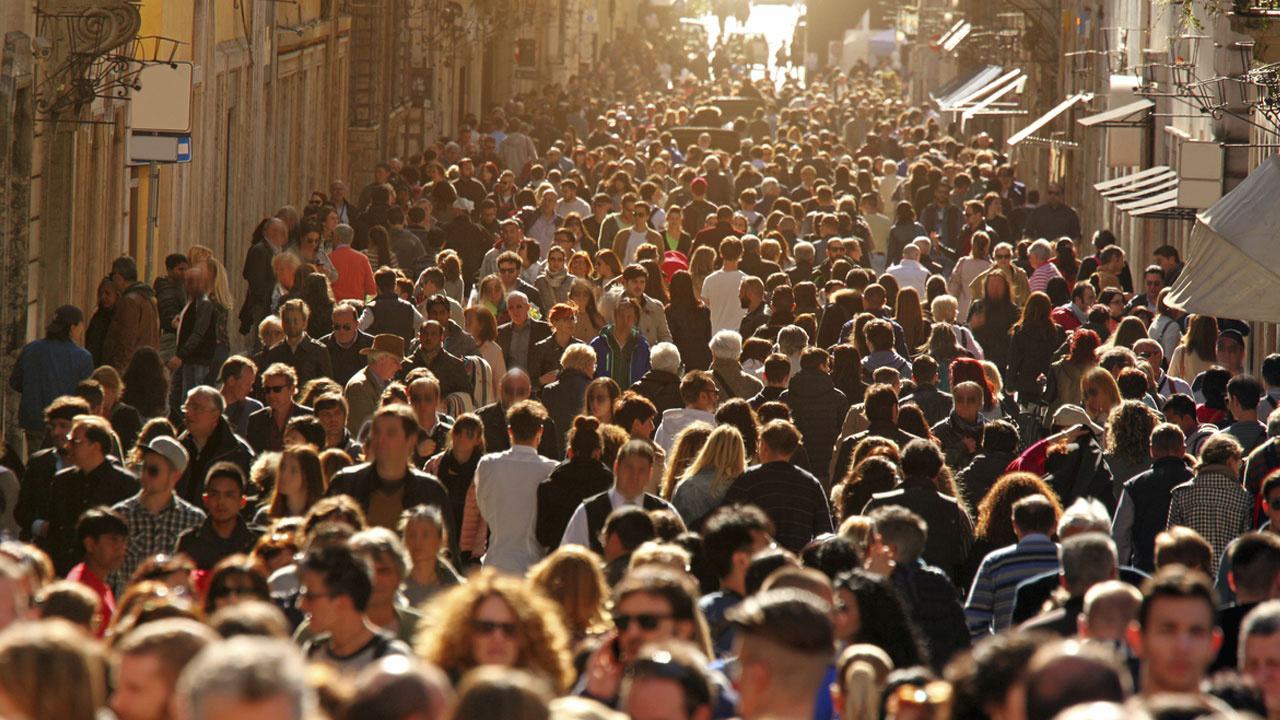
[
  {"xmin": 722, "ymin": 420, "xmax": 831, "ymax": 553},
  {"xmin": 477, "ymin": 369, "xmax": 560, "ymax": 459},
  {"xmin": 264, "ymin": 299, "xmax": 334, "ymax": 388},
  {"xmin": 965, "ymin": 494, "xmax": 1060, "ymax": 637},
  {"xmin": 112, "ymin": 618, "xmax": 218, "ymax": 720},
  {"xmin": 247, "ymin": 363, "xmax": 313, "ymax": 454},
  {"xmin": 67, "ymin": 507, "xmax": 128, "ymax": 635},
  {"xmin": 176, "ymin": 385, "xmax": 254, "ymax": 505},
  {"xmin": 476, "ymin": 400, "xmax": 559, "ymax": 575},
  {"xmin": 177, "ymin": 462, "xmax": 261, "ymax": 569},
  {"xmin": 1024, "ymin": 181, "xmax": 1082, "ymax": 242},
  {"xmin": 217, "ymin": 356, "xmax": 261, "ymax": 438},
  {"xmin": 344, "ymin": 334, "xmax": 406, "ymax": 434},
  {"xmin": 110, "ymin": 436, "xmax": 205, "ymax": 590},
  {"xmin": 561, "ymin": 439, "xmax": 675, "ymax": 552},
  {"xmin": 497, "ymin": 291, "xmax": 551, "ymax": 373},
  {"xmin": 103, "ymin": 255, "xmax": 161, "ymax": 371},
  {"xmin": 1127, "ymin": 566, "xmax": 1222, "ymax": 698}
]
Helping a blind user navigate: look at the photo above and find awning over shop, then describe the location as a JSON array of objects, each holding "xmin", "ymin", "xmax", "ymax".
[
  {"xmin": 1094, "ymin": 166, "xmax": 1182, "ymax": 217},
  {"xmin": 1078, "ymin": 99, "xmax": 1154, "ymax": 128},
  {"xmin": 1166, "ymin": 157, "xmax": 1280, "ymax": 324},
  {"xmin": 931, "ymin": 65, "xmax": 1004, "ymax": 110},
  {"xmin": 1007, "ymin": 92, "xmax": 1093, "ymax": 147},
  {"xmin": 937, "ymin": 20, "xmax": 972, "ymax": 53},
  {"xmin": 960, "ymin": 72, "xmax": 1027, "ymax": 121}
]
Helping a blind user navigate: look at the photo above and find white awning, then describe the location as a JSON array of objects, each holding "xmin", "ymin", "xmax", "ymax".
[
  {"xmin": 1007, "ymin": 93, "xmax": 1093, "ymax": 147},
  {"xmin": 932, "ymin": 66, "xmax": 1004, "ymax": 109},
  {"xmin": 1078, "ymin": 99, "xmax": 1154, "ymax": 127},
  {"xmin": 961, "ymin": 73, "xmax": 1027, "ymax": 120},
  {"xmin": 937, "ymin": 20, "xmax": 972, "ymax": 53},
  {"xmin": 1094, "ymin": 166, "xmax": 1181, "ymax": 217},
  {"xmin": 1166, "ymin": 157, "xmax": 1280, "ymax": 324}
]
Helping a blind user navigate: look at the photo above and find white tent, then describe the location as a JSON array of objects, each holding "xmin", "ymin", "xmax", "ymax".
[{"xmin": 1166, "ymin": 157, "xmax": 1280, "ymax": 324}]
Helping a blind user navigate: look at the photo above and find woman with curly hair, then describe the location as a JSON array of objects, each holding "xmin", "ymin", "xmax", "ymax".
[
  {"xmin": 1103, "ymin": 400, "xmax": 1158, "ymax": 497},
  {"xmin": 961, "ymin": 472, "xmax": 1063, "ymax": 587},
  {"xmin": 832, "ymin": 455, "xmax": 901, "ymax": 523},
  {"xmin": 528, "ymin": 546, "xmax": 612, "ymax": 646},
  {"xmin": 418, "ymin": 569, "xmax": 573, "ymax": 692}
]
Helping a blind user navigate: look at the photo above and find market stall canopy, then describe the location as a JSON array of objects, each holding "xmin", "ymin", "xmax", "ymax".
[
  {"xmin": 1166, "ymin": 157, "xmax": 1280, "ymax": 324},
  {"xmin": 1007, "ymin": 92, "xmax": 1093, "ymax": 147}
]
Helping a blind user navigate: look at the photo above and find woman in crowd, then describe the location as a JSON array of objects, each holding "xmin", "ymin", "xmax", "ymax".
[
  {"xmin": 1168, "ymin": 313, "xmax": 1218, "ymax": 383},
  {"xmin": 1007, "ymin": 292, "xmax": 1063, "ymax": 420},
  {"xmin": 399, "ymin": 504, "xmax": 462, "ymax": 605},
  {"xmin": 466, "ymin": 305, "xmax": 507, "ymax": 388},
  {"xmin": 888, "ymin": 202, "xmax": 926, "ymax": 265},
  {"xmin": 91, "ymin": 365, "xmax": 143, "ymax": 452},
  {"xmin": 1046, "ymin": 329, "xmax": 1100, "ymax": 422},
  {"xmin": 589, "ymin": 297, "xmax": 650, "ymax": 389},
  {"xmin": 419, "ymin": 570, "xmax": 574, "ymax": 692},
  {"xmin": 424, "ymin": 414, "xmax": 485, "ymax": 564},
  {"xmin": 86, "ymin": 277, "xmax": 118, "ymax": 367},
  {"xmin": 255, "ymin": 445, "xmax": 325, "ymax": 524},
  {"xmin": 1081, "ymin": 367, "xmax": 1122, "ymax": 429},
  {"xmin": 202, "ymin": 555, "xmax": 271, "ymax": 615},
  {"xmin": 527, "ymin": 546, "xmax": 612, "ymax": 647},
  {"xmin": 569, "ymin": 279, "xmax": 605, "ymax": 342},
  {"xmin": 671, "ymin": 425, "xmax": 747, "ymax": 528},
  {"xmin": 121, "ymin": 347, "xmax": 170, "ymax": 419},
  {"xmin": 665, "ymin": 270, "xmax": 713, "ymax": 371},
  {"xmin": 583, "ymin": 377, "xmax": 621, "ymax": 425},
  {"xmin": 535, "ymin": 246, "xmax": 573, "ymax": 308},
  {"xmin": 661, "ymin": 423, "xmax": 714, "ymax": 500},
  {"xmin": 947, "ymin": 231, "xmax": 991, "ymax": 315}
]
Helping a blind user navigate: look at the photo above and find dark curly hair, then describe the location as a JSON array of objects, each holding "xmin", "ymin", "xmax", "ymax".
[{"xmin": 836, "ymin": 568, "xmax": 928, "ymax": 670}]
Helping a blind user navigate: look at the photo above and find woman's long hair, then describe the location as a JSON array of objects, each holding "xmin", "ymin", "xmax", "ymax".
[
  {"xmin": 120, "ymin": 347, "xmax": 169, "ymax": 418},
  {"xmin": 975, "ymin": 472, "xmax": 1062, "ymax": 545},
  {"xmin": 680, "ymin": 425, "xmax": 747, "ymax": 497},
  {"xmin": 1181, "ymin": 314, "xmax": 1218, "ymax": 362}
]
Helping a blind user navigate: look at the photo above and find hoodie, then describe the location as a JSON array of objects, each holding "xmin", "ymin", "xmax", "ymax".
[
  {"xmin": 103, "ymin": 281, "xmax": 160, "ymax": 371},
  {"xmin": 653, "ymin": 407, "xmax": 716, "ymax": 454}
]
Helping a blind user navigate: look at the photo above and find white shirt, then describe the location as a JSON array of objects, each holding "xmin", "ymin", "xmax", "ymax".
[
  {"xmin": 475, "ymin": 445, "xmax": 558, "ymax": 575},
  {"xmin": 556, "ymin": 197, "xmax": 591, "ymax": 219},
  {"xmin": 560, "ymin": 488, "xmax": 671, "ymax": 549},
  {"xmin": 886, "ymin": 259, "xmax": 930, "ymax": 295},
  {"xmin": 701, "ymin": 268, "xmax": 747, "ymax": 335},
  {"xmin": 623, "ymin": 228, "xmax": 650, "ymax": 265}
]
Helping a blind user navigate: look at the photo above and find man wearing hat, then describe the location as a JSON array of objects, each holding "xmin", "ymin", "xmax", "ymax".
[
  {"xmin": 9, "ymin": 304, "xmax": 93, "ymax": 457},
  {"xmin": 344, "ymin": 334, "xmax": 406, "ymax": 434},
  {"xmin": 110, "ymin": 434, "xmax": 205, "ymax": 589}
]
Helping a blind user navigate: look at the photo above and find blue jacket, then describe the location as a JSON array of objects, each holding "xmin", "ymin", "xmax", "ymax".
[
  {"xmin": 590, "ymin": 327, "xmax": 650, "ymax": 390},
  {"xmin": 9, "ymin": 338, "xmax": 93, "ymax": 431}
]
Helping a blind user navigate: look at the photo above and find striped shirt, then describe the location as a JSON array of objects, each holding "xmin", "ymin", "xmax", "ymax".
[
  {"xmin": 1028, "ymin": 262, "xmax": 1064, "ymax": 294},
  {"xmin": 965, "ymin": 534, "xmax": 1060, "ymax": 638}
]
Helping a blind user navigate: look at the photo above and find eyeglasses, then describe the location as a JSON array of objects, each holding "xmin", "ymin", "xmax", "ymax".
[
  {"xmin": 264, "ymin": 384, "xmax": 292, "ymax": 394},
  {"xmin": 613, "ymin": 613, "xmax": 672, "ymax": 631},
  {"xmin": 334, "ymin": 323, "xmax": 354, "ymax": 331},
  {"xmin": 471, "ymin": 619, "xmax": 518, "ymax": 636},
  {"xmin": 183, "ymin": 404, "xmax": 216, "ymax": 414},
  {"xmin": 994, "ymin": 253, "xmax": 1012, "ymax": 260},
  {"xmin": 297, "ymin": 587, "xmax": 332, "ymax": 601}
]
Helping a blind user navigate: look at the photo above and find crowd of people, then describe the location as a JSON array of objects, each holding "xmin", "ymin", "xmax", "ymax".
[{"xmin": 2, "ymin": 13, "xmax": 1280, "ymax": 720}]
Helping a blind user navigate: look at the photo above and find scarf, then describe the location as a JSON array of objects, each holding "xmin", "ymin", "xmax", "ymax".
[{"xmin": 542, "ymin": 265, "xmax": 570, "ymax": 292}]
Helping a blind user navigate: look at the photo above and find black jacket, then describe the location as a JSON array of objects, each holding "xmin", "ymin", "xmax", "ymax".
[
  {"xmin": 477, "ymin": 402, "xmax": 562, "ymax": 460},
  {"xmin": 15, "ymin": 448, "xmax": 63, "ymax": 541},
  {"xmin": 781, "ymin": 371, "xmax": 849, "ymax": 487},
  {"xmin": 1008, "ymin": 324, "xmax": 1065, "ymax": 400},
  {"xmin": 1011, "ymin": 566, "xmax": 1149, "ymax": 625},
  {"xmin": 528, "ymin": 335, "xmax": 579, "ymax": 388},
  {"xmin": 247, "ymin": 403, "xmax": 314, "ymax": 455},
  {"xmin": 901, "ymin": 385, "xmax": 952, "ymax": 426},
  {"xmin": 930, "ymin": 412, "xmax": 985, "ymax": 471},
  {"xmin": 833, "ymin": 422, "xmax": 921, "ymax": 487},
  {"xmin": 864, "ymin": 475, "xmax": 974, "ymax": 584},
  {"xmin": 153, "ymin": 276, "xmax": 186, "ymax": 334},
  {"xmin": 540, "ymin": 369, "xmax": 593, "ymax": 448},
  {"xmin": 177, "ymin": 419, "xmax": 256, "ymax": 506},
  {"xmin": 1118, "ymin": 456, "xmax": 1194, "ymax": 572},
  {"xmin": 47, "ymin": 461, "xmax": 139, "ymax": 574},
  {"xmin": 631, "ymin": 370, "xmax": 684, "ymax": 417},
  {"xmin": 443, "ymin": 216, "xmax": 491, "ymax": 290},
  {"xmin": 497, "ymin": 320, "xmax": 552, "ymax": 372},
  {"xmin": 889, "ymin": 560, "xmax": 971, "ymax": 672},
  {"xmin": 404, "ymin": 346, "xmax": 473, "ymax": 399},
  {"xmin": 239, "ymin": 239, "xmax": 276, "ymax": 334},
  {"xmin": 176, "ymin": 516, "xmax": 262, "ymax": 570},
  {"xmin": 175, "ymin": 296, "xmax": 217, "ymax": 364},
  {"xmin": 955, "ymin": 451, "xmax": 1017, "ymax": 515},
  {"xmin": 665, "ymin": 304, "xmax": 712, "ymax": 370},
  {"xmin": 432, "ymin": 449, "xmax": 479, "ymax": 560},
  {"xmin": 1044, "ymin": 433, "xmax": 1116, "ymax": 514},
  {"xmin": 109, "ymin": 402, "xmax": 144, "ymax": 454},
  {"xmin": 535, "ymin": 457, "xmax": 614, "ymax": 549},
  {"xmin": 321, "ymin": 331, "xmax": 375, "ymax": 386},
  {"xmin": 263, "ymin": 335, "xmax": 335, "ymax": 389},
  {"xmin": 722, "ymin": 461, "xmax": 834, "ymax": 553},
  {"xmin": 365, "ymin": 294, "xmax": 418, "ymax": 347},
  {"xmin": 739, "ymin": 304, "xmax": 769, "ymax": 339},
  {"xmin": 327, "ymin": 463, "xmax": 453, "ymax": 535},
  {"xmin": 749, "ymin": 386, "xmax": 785, "ymax": 410}
]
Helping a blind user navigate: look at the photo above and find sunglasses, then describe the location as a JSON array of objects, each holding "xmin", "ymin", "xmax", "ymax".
[
  {"xmin": 994, "ymin": 253, "xmax": 1012, "ymax": 259},
  {"xmin": 472, "ymin": 619, "xmax": 518, "ymax": 636},
  {"xmin": 264, "ymin": 384, "xmax": 291, "ymax": 394},
  {"xmin": 334, "ymin": 323, "xmax": 354, "ymax": 331},
  {"xmin": 613, "ymin": 613, "xmax": 672, "ymax": 631}
]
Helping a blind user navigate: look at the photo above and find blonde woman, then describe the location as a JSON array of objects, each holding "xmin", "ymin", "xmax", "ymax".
[
  {"xmin": 1081, "ymin": 367, "xmax": 1122, "ymax": 429},
  {"xmin": 669, "ymin": 425, "xmax": 746, "ymax": 527},
  {"xmin": 528, "ymin": 546, "xmax": 611, "ymax": 646},
  {"xmin": 660, "ymin": 422, "xmax": 714, "ymax": 500},
  {"xmin": 688, "ymin": 245, "xmax": 717, "ymax": 299}
]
